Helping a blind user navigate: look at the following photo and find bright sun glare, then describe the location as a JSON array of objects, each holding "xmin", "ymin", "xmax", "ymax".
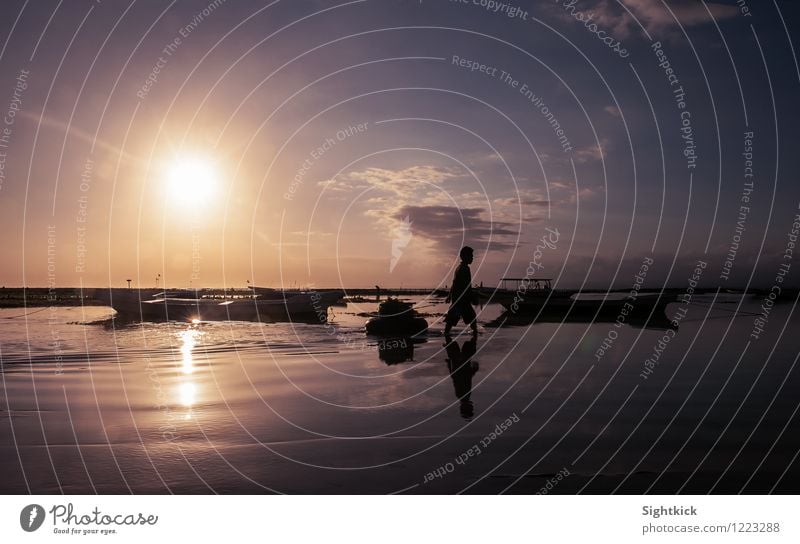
[{"xmin": 166, "ymin": 156, "xmax": 217, "ymax": 206}]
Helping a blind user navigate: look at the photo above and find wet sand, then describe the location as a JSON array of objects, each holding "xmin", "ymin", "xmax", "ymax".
[{"xmin": 2, "ymin": 297, "xmax": 799, "ymax": 494}]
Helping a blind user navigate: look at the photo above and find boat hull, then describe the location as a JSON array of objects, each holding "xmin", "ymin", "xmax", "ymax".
[
  {"xmin": 95, "ymin": 290, "xmax": 343, "ymax": 323},
  {"xmin": 365, "ymin": 316, "xmax": 428, "ymax": 337},
  {"xmin": 491, "ymin": 291, "xmax": 676, "ymax": 320}
]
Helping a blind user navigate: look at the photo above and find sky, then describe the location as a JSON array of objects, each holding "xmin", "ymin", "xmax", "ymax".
[{"xmin": 0, "ymin": 0, "xmax": 798, "ymax": 289}]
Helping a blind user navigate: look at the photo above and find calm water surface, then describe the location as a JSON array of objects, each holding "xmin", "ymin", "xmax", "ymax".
[{"xmin": 1, "ymin": 295, "xmax": 799, "ymax": 493}]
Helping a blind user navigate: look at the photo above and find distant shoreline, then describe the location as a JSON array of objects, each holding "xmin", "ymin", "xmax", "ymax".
[{"xmin": 0, "ymin": 286, "xmax": 792, "ymax": 309}]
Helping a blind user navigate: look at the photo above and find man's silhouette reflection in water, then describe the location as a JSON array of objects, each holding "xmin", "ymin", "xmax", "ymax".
[{"xmin": 444, "ymin": 334, "xmax": 479, "ymax": 419}]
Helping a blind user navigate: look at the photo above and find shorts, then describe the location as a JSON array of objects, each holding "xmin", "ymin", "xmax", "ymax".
[{"xmin": 445, "ymin": 302, "xmax": 477, "ymax": 327}]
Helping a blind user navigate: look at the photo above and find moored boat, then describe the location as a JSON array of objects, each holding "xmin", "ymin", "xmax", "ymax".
[
  {"xmin": 94, "ymin": 288, "xmax": 343, "ymax": 323},
  {"xmin": 479, "ymin": 278, "xmax": 677, "ymax": 320},
  {"xmin": 365, "ymin": 298, "xmax": 428, "ymax": 337}
]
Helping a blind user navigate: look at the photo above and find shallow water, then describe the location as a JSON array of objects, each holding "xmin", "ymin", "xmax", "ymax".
[{"xmin": 1, "ymin": 295, "xmax": 799, "ymax": 493}]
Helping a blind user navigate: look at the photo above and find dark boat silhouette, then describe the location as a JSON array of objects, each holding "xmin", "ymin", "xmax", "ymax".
[
  {"xmin": 94, "ymin": 288, "xmax": 343, "ymax": 323},
  {"xmin": 478, "ymin": 278, "xmax": 677, "ymax": 324},
  {"xmin": 365, "ymin": 298, "xmax": 428, "ymax": 336}
]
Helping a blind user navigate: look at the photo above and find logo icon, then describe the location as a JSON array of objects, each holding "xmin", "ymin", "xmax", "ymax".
[
  {"xmin": 390, "ymin": 216, "xmax": 413, "ymax": 272},
  {"xmin": 20, "ymin": 504, "xmax": 45, "ymax": 532}
]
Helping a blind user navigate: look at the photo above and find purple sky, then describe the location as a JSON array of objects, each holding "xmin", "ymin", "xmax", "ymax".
[{"xmin": 0, "ymin": 0, "xmax": 798, "ymax": 289}]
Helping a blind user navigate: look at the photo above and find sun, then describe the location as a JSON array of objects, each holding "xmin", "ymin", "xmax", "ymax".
[{"xmin": 166, "ymin": 156, "xmax": 218, "ymax": 207}]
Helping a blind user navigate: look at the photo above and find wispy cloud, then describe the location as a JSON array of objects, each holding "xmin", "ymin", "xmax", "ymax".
[
  {"xmin": 575, "ymin": 138, "xmax": 611, "ymax": 163},
  {"xmin": 493, "ymin": 189, "xmax": 551, "ymax": 223},
  {"xmin": 323, "ymin": 166, "xmax": 568, "ymax": 255},
  {"xmin": 319, "ymin": 165, "xmax": 461, "ymax": 198},
  {"xmin": 544, "ymin": 0, "xmax": 738, "ymax": 39},
  {"xmin": 622, "ymin": 0, "xmax": 738, "ymax": 36},
  {"xmin": 20, "ymin": 111, "xmax": 140, "ymax": 162},
  {"xmin": 548, "ymin": 179, "xmax": 604, "ymax": 204}
]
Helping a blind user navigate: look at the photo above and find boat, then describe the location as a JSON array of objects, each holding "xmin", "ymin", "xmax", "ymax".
[
  {"xmin": 365, "ymin": 298, "xmax": 428, "ymax": 336},
  {"xmin": 93, "ymin": 288, "xmax": 343, "ymax": 323},
  {"xmin": 485, "ymin": 308, "xmax": 676, "ymax": 330},
  {"xmin": 479, "ymin": 278, "xmax": 677, "ymax": 321}
]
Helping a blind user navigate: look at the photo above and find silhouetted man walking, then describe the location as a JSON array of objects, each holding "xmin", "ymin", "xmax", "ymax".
[{"xmin": 444, "ymin": 246, "xmax": 478, "ymax": 336}]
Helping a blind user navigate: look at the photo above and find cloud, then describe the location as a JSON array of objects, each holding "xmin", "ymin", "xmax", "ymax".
[
  {"xmin": 324, "ymin": 166, "xmax": 559, "ymax": 254},
  {"xmin": 544, "ymin": 0, "xmax": 634, "ymax": 38},
  {"xmin": 20, "ymin": 111, "xmax": 141, "ymax": 162},
  {"xmin": 622, "ymin": 0, "xmax": 739, "ymax": 35},
  {"xmin": 574, "ymin": 138, "xmax": 610, "ymax": 163},
  {"xmin": 288, "ymin": 230, "xmax": 333, "ymax": 237},
  {"xmin": 574, "ymin": 186, "xmax": 602, "ymax": 203},
  {"xmin": 393, "ymin": 205, "xmax": 521, "ymax": 252},
  {"xmin": 319, "ymin": 165, "xmax": 461, "ymax": 198},
  {"xmin": 544, "ymin": 179, "xmax": 604, "ymax": 204},
  {"xmin": 542, "ymin": 139, "xmax": 610, "ymax": 167},
  {"xmin": 269, "ymin": 230, "xmax": 333, "ymax": 248},
  {"xmin": 494, "ymin": 197, "xmax": 550, "ymax": 207},
  {"xmin": 545, "ymin": 0, "xmax": 739, "ymax": 40},
  {"xmin": 604, "ymin": 105, "xmax": 622, "ymax": 117},
  {"xmin": 493, "ymin": 189, "xmax": 551, "ymax": 222},
  {"xmin": 591, "ymin": 0, "xmax": 638, "ymax": 38}
]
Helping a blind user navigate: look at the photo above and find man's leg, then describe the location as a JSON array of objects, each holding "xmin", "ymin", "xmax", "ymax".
[
  {"xmin": 463, "ymin": 303, "xmax": 478, "ymax": 334},
  {"xmin": 444, "ymin": 305, "xmax": 458, "ymax": 336}
]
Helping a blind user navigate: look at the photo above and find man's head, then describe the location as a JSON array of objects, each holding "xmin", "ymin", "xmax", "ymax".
[{"xmin": 460, "ymin": 246, "xmax": 474, "ymax": 264}]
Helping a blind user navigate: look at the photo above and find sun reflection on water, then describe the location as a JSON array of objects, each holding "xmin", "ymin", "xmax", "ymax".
[
  {"xmin": 176, "ymin": 324, "xmax": 203, "ymax": 417},
  {"xmin": 179, "ymin": 381, "xmax": 197, "ymax": 407},
  {"xmin": 179, "ymin": 326, "xmax": 201, "ymax": 375}
]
